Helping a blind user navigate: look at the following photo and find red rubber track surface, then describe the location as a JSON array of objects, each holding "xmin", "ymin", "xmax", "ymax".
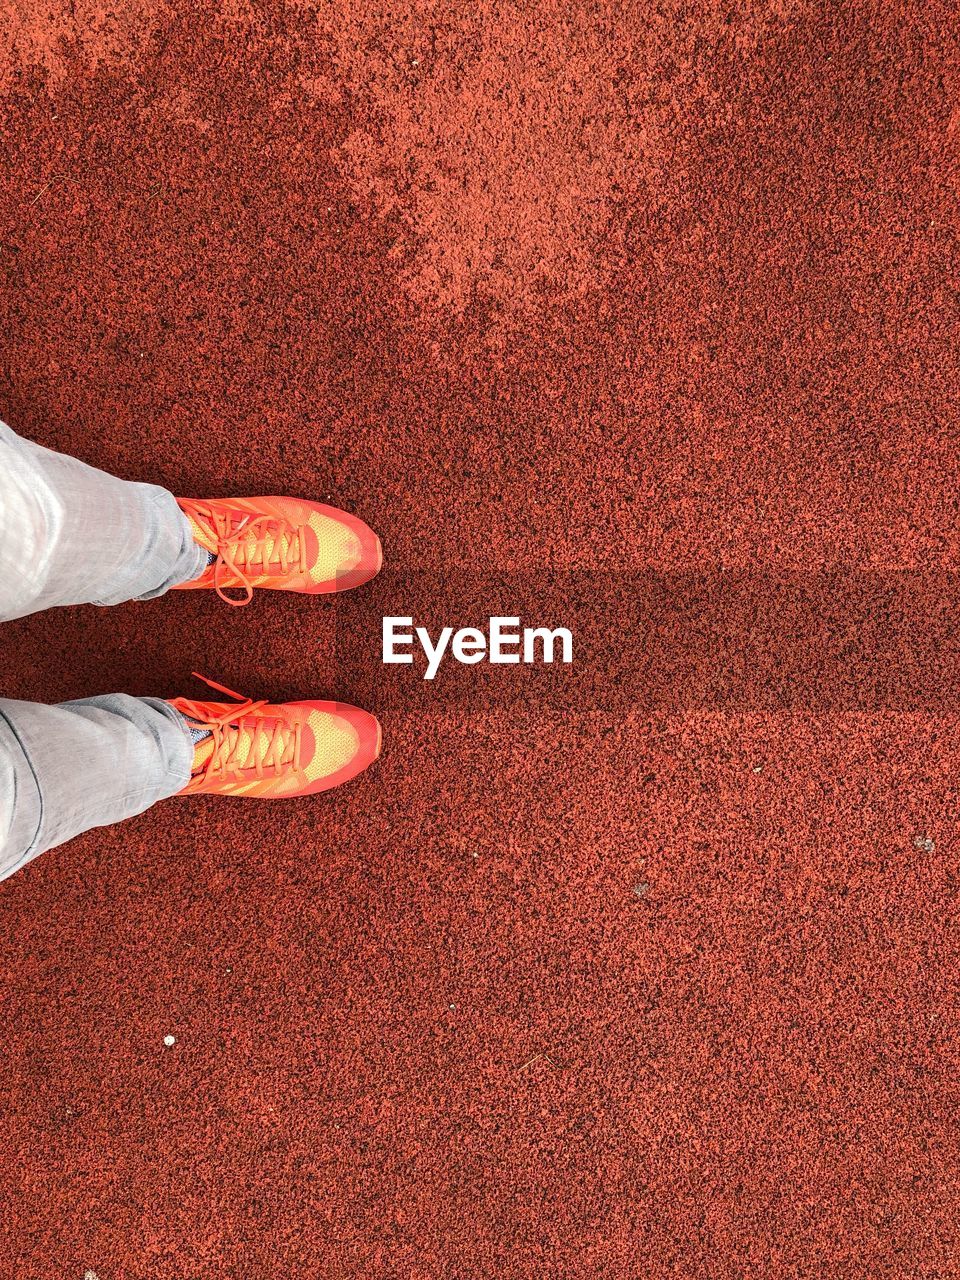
[{"xmin": 1, "ymin": 4, "xmax": 959, "ymax": 1277}]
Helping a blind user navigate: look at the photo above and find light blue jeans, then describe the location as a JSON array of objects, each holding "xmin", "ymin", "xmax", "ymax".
[{"xmin": 0, "ymin": 421, "xmax": 207, "ymax": 880}]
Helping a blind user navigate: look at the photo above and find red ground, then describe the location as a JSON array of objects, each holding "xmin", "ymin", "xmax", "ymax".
[{"xmin": 1, "ymin": 3, "xmax": 959, "ymax": 1276}]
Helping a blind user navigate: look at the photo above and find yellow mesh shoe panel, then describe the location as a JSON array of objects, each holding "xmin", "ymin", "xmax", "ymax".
[
  {"xmin": 305, "ymin": 511, "xmax": 362, "ymax": 585},
  {"xmin": 303, "ymin": 710, "xmax": 360, "ymax": 783}
]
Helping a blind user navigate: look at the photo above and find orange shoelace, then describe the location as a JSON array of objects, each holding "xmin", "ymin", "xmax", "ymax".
[
  {"xmin": 190, "ymin": 504, "xmax": 308, "ymax": 606},
  {"xmin": 176, "ymin": 674, "xmax": 302, "ymax": 784}
]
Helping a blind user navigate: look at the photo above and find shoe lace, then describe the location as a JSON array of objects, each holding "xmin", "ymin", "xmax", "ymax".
[
  {"xmin": 191, "ymin": 503, "xmax": 308, "ymax": 606},
  {"xmin": 177, "ymin": 674, "xmax": 302, "ymax": 783}
]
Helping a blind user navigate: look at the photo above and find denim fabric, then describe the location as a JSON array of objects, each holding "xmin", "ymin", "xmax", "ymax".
[
  {"xmin": 0, "ymin": 421, "xmax": 202, "ymax": 879},
  {"xmin": 0, "ymin": 420, "xmax": 205, "ymax": 621}
]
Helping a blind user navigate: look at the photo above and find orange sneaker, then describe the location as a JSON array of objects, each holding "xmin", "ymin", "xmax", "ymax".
[
  {"xmin": 170, "ymin": 676, "xmax": 381, "ymax": 798},
  {"xmin": 173, "ymin": 496, "xmax": 382, "ymax": 606}
]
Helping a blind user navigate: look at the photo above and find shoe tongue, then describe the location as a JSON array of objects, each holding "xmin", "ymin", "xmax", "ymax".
[
  {"xmin": 191, "ymin": 733, "xmax": 216, "ymax": 774},
  {"xmin": 237, "ymin": 521, "xmax": 293, "ymax": 567},
  {"xmin": 190, "ymin": 717, "xmax": 283, "ymax": 776},
  {"xmin": 185, "ymin": 511, "xmax": 218, "ymax": 554}
]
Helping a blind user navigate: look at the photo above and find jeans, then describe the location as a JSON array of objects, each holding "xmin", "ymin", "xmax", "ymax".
[{"xmin": 0, "ymin": 421, "xmax": 207, "ymax": 881}]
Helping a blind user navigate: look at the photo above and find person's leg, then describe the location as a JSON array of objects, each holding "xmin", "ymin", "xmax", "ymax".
[
  {"xmin": 0, "ymin": 420, "xmax": 206, "ymax": 622},
  {"xmin": 0, "ymin": 694, "xmax": 193, "ymax": 881},
  {"xmin": 0, "ymin": 679, "xmax": 382, "ymax": 881},
  {"xmin": 0, "ymin": 417, "xmax": 384, "ymax": 880}
]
